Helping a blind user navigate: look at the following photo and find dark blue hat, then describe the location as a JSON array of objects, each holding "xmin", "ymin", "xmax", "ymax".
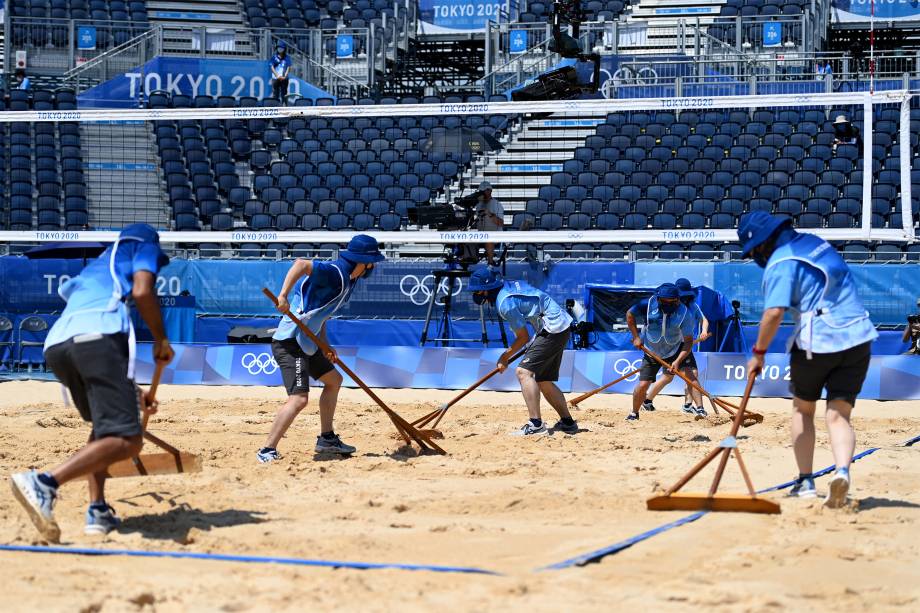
[
  {"xmin": 657, "ymin": 283, "xmax": 680, "ymax": 300},
  {"xmin": 469, "ymin": 267, "xmax": 504, "ymax": 291},
  {"xmin": 119, "ymin": 223, "xmax": 169, "ymax": 269},
  {"xmin": 277, "ymin": 40, "xmax": 287, "ymax": 50},
  {"xmin": 738, "ymin": 212, "xmax": 792, "ymax": 256},
  {"xmin": 675, "ymin": 277, "xmax": 695, "ymax": 297},
  {"xmin": 340, "ymin": 234, "xmax": 385, "ymax": 264}
]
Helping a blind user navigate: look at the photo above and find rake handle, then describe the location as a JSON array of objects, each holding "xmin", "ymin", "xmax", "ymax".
[
  {"xmin": 413, "ymin": 347, "xmax": 527, "ymax": 429},
  {"xmin": 640, "ymin": 346, "xmax": 741, "ymax": 417},
  {"xmin": 141, "ymin": 361, "xmax": 164, "ymax": 433},
  {"xmin": 708, "ymin": 373, "xmax": 758, "ymax": 496},
  {"xmin": 568, "ymin": 367, "xmax": 640, "ymax": 407}
]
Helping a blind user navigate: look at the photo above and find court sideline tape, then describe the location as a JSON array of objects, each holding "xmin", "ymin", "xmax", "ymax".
[
  {"xmin": 0, "ymin": 544, "xmax": 500, "ymax": 575},
  {"xmin": 2, "ymin": 435, "xmax": 917, "ymax": 576},
  {"xmin": 539, "ymin": 433, "xmax": 920, "ymax": 570}
]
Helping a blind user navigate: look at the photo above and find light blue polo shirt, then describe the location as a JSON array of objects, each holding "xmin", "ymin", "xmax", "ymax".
[{"xmin": 44, "ymin": 242, "xmax": 165, "ymax": 349}]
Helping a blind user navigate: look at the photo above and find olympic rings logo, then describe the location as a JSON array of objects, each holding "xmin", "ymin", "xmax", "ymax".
[
  {"xmin": 399, "ymin": 274, "xmax": 463, "ymax": 306},
  {"xmin": 241, "ymin": 352, "xmax": 279, "ymax": 375},
  {"xmin": 612, "ymin": 358, "xmax": 643, "ymax": 382}
]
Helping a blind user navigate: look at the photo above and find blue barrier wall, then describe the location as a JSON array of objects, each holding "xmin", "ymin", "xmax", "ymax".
[
  {"xmin": 132, "ymin": 343, "xmax": 920, "ymax": 400},
  {"xmin": 3, "ymin": 257, "xmax": 918, "ymax": 326}
]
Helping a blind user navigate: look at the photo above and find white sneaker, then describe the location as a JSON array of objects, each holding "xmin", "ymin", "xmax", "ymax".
[
  {"xmin": 85, "ymin": 504, "xmax": 121, "ymax": 536},
  {"xmin": 824, "ymin": 469, "xmax": 851, "ymax": 509},
  {"xmin": 10, "ymin": 471, "xmax": 61, "ymax": 543},
  {"xmin": 512, "ymin": 421, "xmax": 548, "ymax": 436}
]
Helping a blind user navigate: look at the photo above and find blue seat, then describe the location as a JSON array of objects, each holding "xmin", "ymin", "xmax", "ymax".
[
  {"xmin": 709, "ymin": 214, "xmax": 734, "ymax": 229},
  {"xmin": 539, "ymin": 213, "xmax": 563, "ymax": 230},
  {"xmin": 622, "ymin": 213, "xmax": 647, "ymax": 230}
]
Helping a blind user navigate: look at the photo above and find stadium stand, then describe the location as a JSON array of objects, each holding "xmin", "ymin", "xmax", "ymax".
[
  {"xmin": 147, "ymin": 92, "xmax": 511, "ymax": 236},
  {"xmin": 8, "ymin": 0, "xmax": 150, "ymax": 49},
  {"xmin": 2, "ymin": 88, "xmax": 86, "ymax": 232}
]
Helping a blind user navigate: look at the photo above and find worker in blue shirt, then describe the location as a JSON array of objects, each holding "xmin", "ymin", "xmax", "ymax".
[
  {"xmin": 469, "ymin": 267, "xmax": 577, "ymax": 436},
  {"xmin": 643, "ymin": 278, "xmax": 711, "ymax": 416},
  {"xmin": 11, "ymin": 224, "xmax": 175, "ymax": 543},
  {"xmin": 740, "ymin": 212, "xmax": 877, "ymax": 508},
  {"xmin": 259, "ymin": 234, "xmax": 385, "ymax": 462},
  {"xmin": 270, "ymin": 41, "xmax": 292, "ymax": 104},
  {"xmin": 626, "ymin": 283, "xmax": 697, "ymax": 422}
]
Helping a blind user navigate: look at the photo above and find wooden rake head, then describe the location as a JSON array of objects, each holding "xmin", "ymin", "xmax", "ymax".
[{"xmin": 105, "ymin": 362, "xmax": 203, "ymax": 478}]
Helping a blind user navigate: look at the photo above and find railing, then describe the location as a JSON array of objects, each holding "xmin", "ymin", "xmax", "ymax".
[
  {"xmin": 63, "ymin": 27, "xmax": 162, "ymax": 95},
  {"xmin": 7, "ymin": 17, "xmax": 152, "ymax": 73},
  {"xmin": 269, "ymin": 32, "xmax": 371, "ymax": 99}
]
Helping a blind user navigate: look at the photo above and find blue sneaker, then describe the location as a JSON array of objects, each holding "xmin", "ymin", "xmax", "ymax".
[
  {"xmin": 681, "ymin": 403, "xmax": 695, "ymax": 415},
  {"xmin": 642, "ymin": 400, "xmax": 656, "ymax": 412},
  {"xmin": 257, "ymin": 448, "xmax": 281, "ymax": 464},
  {"xmin": 787, "ymin": 475, "xmax": 817, "ymax": 499},
  {"xmin": 824, "ymin": 468, "xmax": 851, "ymax": 509},
  {"xmin": 85, "ymin": 504, "xmax": 121, "ymax": 536},
  {"xmin": 625, "ymin": 412, "xmax": 640, "ymax": 421},
  {"xmin": 694, "ymin": 406, "xmax": 708, "ymax": 418},
  {"xmin": 10, "ymin": 471, "xmax": 60, "ymax": 543}
]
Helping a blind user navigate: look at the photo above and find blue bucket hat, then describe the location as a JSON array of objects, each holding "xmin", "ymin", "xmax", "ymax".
[
  {"xmin": 469, "ymin": 267, "xmax": 504, "ymax": 291},
  {"xmin": 340, "ymin": 234, "xmax": 385, "ymax": 264},
  {"xmin": 738, "ymin": 211, "xmax": 792, "ymax": 256},
  {"xmin": 657, "ymin": 283, "xmax": 680, "ymax": 300},
  {"xmin": 119, "ymin": 223, "xmax": 169, "ymax": 269},
  {"xmin": 675, "ymin": 277, "xmax": 695, "ymax": 298}
]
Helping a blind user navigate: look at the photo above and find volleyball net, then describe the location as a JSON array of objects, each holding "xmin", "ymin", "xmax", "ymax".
[{"xmin": 0, "ymin": 91, "xmax": 914, "ymax": 256}]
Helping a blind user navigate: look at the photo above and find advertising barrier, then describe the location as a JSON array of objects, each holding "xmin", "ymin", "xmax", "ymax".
[{"xmin": 133, "ymin": 343, "xmax": 920, "ymax": 400}]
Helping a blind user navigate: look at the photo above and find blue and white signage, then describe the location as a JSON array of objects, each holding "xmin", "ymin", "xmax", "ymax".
[
  {"xmin": 763, "ymin": 22, "xmax": 781, "ymax": 47},
  {"xmin": 336, "ymin": 34, "xmax": 354, "ymax": 59},
  {"xmin": 833, "ymin": 0, "xmax": 920, "ymax": 22},
  {"xmin": 509, "ymin": 29, "xmax": 527, "ymax": 54},
  {"xmin": 77, "ymin": 57, "xmax": 332, "ymax": 108},
  {"xmin": 419, "ymin": 0, "xmax": 510, "ymax": 34},
  {"xmin": 77, "ymin": 26, "xmax": 97, "ymax": 50}
]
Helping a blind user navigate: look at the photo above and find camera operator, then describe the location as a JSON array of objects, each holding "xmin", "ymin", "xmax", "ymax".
[
  {"xmin": 474, "ymin": 181, "xmax": 504, "ymax": 266},
  {"xmin": 903, "ymin": 299, "xmax": 920, "ymax": 355}
]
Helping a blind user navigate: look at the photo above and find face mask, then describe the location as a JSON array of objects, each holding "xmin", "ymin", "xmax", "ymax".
[
  {"xmin": 659, "ymin": 300, "xmax": 679, "ymax": 314},
  {"xmin": 753, "ymin": 248, "xmax": 769, "ymax": 268},
  {"xmin": 680, "ymin": 296, "xmax": 693, "ymax": 306},
  {"xmin": 472, "ymin": 292, "xmax": 486, "ymax": 305}
]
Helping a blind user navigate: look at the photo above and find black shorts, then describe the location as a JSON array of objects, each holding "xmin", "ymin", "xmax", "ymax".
[
  {"xmin": 789, "ymin": 341, "xmax": 872, "ymax": 405},
  {"xmin": 271, "ymin": 338, "xmax": 335, "ymax": 396},
  {"xmin": 639, "ymin": 348, "xmax": 696, "ymax": 382},
  {"xmin": 44, "ymin": 333, "xmax": 142, "ymax": 438},
  {"xmin": 519, "ymin": 329, "xmax": 571, "ymax": 382}
]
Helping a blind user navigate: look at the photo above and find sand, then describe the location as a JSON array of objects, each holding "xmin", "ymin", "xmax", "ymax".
[{"xmin": 1, "ymin": 380, "xmax": 918, "ymax": 612}]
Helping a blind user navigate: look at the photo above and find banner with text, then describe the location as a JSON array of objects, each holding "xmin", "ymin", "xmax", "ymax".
[
  {"xmin": 3, "ymin": 257, "xmax": 918, "ymax": 327},
  {"xmin": 132, "ymin": 344, "xmax": 920, "ymax": 400},
  {"xmin": 833, "ymin": 0, "xmax": 920, "ymax": 22},
  {"xmin": 419, "ymin": 0, "xmax": 510, "ymax": 34},
  {"xmin": 77, "ymin": 56, "xmax": 332, "ymax": 108}
]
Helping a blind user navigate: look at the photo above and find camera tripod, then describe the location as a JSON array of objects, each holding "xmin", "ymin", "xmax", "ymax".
[
  {"xmin": 419, "ymin": 268, "xmax": 509, "ymax": 348},
  {"xmin": 718, "ymin": 300, "xmax": 749, "ymax": 353}
]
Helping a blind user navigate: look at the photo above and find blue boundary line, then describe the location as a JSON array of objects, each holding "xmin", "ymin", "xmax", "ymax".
[
  {"xmin": 0, "ymin": 544, "xmax": 500, "ymax": 576},
  {"xmin": 539, "ymin": 434, "xmax": 918, "ymax": 570}
]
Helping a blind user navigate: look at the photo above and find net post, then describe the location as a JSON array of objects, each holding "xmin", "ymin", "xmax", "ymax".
[
  {"xmin": 900, "ymin": 93, "xmax": 914, "ymax": 241},
  {"xmin": 861, "ymin": 92, "xmax": 874, "ymax": 241}
]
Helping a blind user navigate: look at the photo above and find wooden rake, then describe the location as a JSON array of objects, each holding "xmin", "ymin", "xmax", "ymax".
[
  {"xmin": 640, "ymin": 346, "xmax": 764, "ymax": 427},
  {"xmin": 646, "ymin": 372, "xmax": 780, "ymax": 514},
  {"xmin": 105, "ymin": 361, "xmax": 203, "ymax": 478},
  {"xmin": 408, "ymin": 348, "xmax": 527, "ymax": 438},
  {"xmin": 263, "ymin": 288, "xmax": 445, "ymax": 455}
]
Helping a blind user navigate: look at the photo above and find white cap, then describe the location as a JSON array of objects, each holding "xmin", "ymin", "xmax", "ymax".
[
  {"xmin": 834, "ymin": 115, "xmax": 849, "ymax": 124},
  {"xmin": 479, "ymin": 181, "xmax": 492, "ymax": 191}
]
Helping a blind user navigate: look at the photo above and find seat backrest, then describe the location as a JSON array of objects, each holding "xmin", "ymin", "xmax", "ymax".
[{"xmin": 20, "ymin": 316, "xmax": 49, "ymax": 333}]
